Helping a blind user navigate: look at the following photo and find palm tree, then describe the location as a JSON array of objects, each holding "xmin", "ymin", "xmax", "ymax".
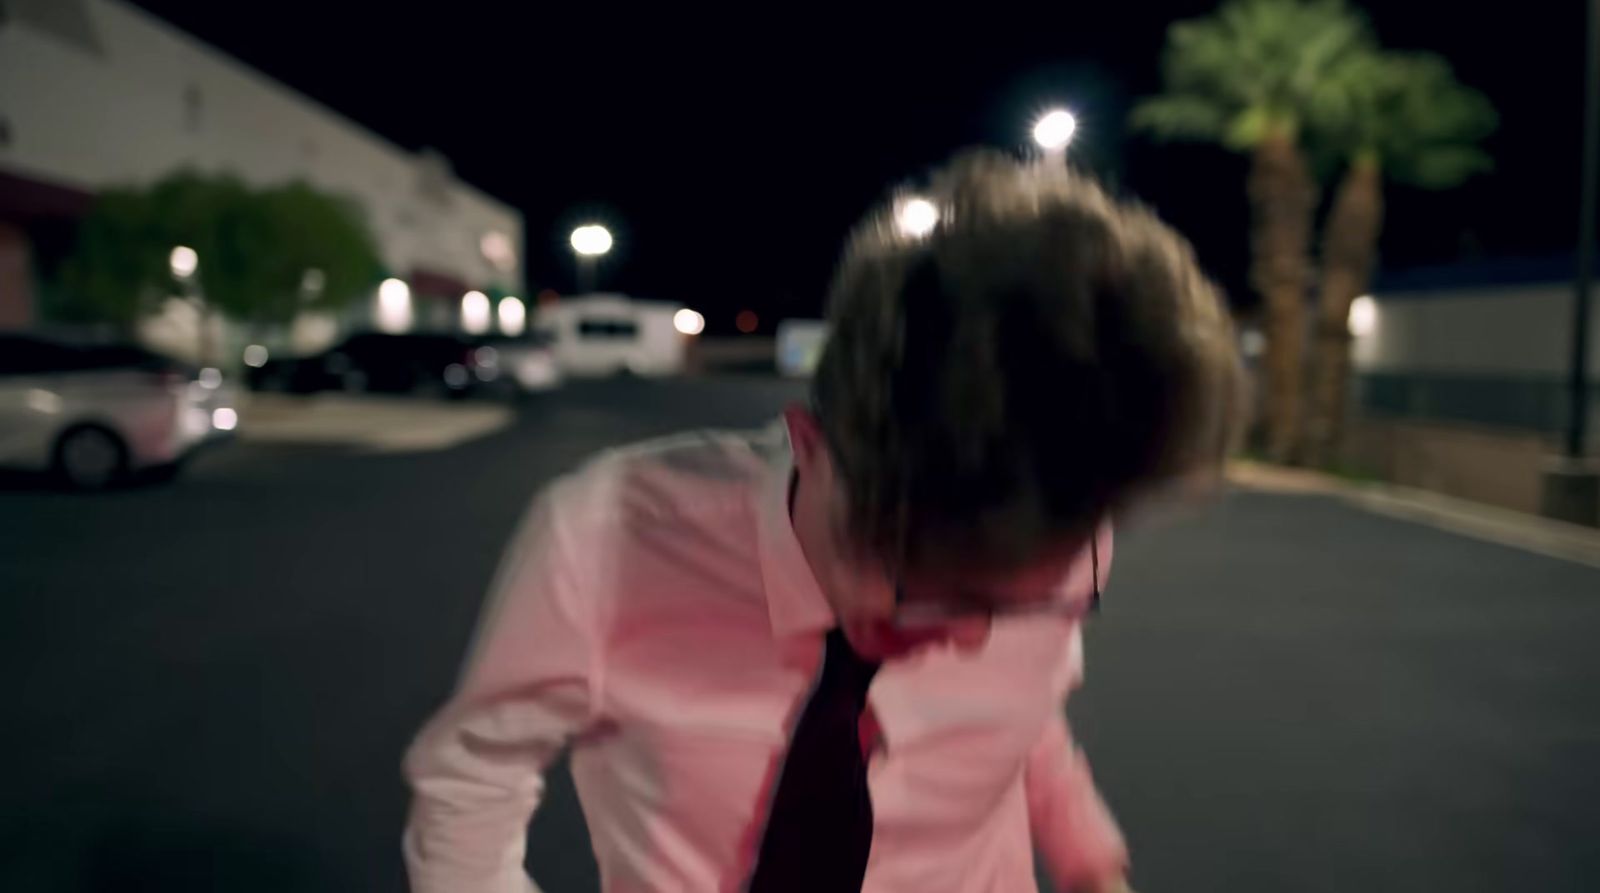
[
  {"xmin": 1132, "ymin": 0, "xmax": 1373, "ymax": 462},
  {"xmin": 1303, "ymin": 52, "xmax": 1496, "ymax": 466}
]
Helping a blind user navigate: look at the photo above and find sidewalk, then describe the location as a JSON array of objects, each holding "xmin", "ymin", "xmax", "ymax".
[
  {"xmin": 238, "ymin": 393, "xmax": 514, "ymax": 454},
  {"xmin": 1230, "ymin": 461, "xmax": 1600, "ymax": 570}
]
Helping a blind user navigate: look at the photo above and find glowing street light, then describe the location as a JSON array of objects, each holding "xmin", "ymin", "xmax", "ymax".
[
  {"xmin": 1348, "ymin": 294, "xmax": 1378, "ymax": 337},
  {"xmin": 570, "ymin": 224, "xmax": 613, "ymax": 257},
  {"xmin": 169, "ymin": 245, "xmax": 199, "ymax": 279},
  {"xmin": 498, "ymin": 295, "xmax": 527, "ymax": 336},
  {"xmin": 376, "ymin": 278, "xmax": 413, "ymax": 333},
  {"xmin": 673, "ymin": 308, "xmax": 706, "ymax": 336},
  {"xmin": 570, "ymin": 224, "xmax": 613, "ymax": 293},
  {"xmin": 461, "ymin": 290, "xmax": 492, "ymax": 335},
  {"xmin": 1033, "ymin": 109, "xmax": 1078, "ymax": 153},
  {"xmin": 895, "ymin": 196, "xmax": 940, "ymax": 239}
]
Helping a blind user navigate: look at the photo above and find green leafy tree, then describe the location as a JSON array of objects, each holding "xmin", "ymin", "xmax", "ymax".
[
  {"xmin": 1303, "ymin": 52, "xmax": 1496, "ymax": 465},
  {"xmin": 59, "ymin": 170, "xmax": 382, "ymax": 352},
  {"xmin": 244, "ymin": 181, "xmax": 384, "ymax": 326},
  {"xmin": 58, "ymin": 185, "xmax": 178, "ymax": 328},
  {"xmin": 1132, "ymin": 0, "xmax": 1373, "ymax": 462}
]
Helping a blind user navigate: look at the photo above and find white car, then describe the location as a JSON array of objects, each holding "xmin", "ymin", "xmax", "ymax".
[{"xmin": 0, "ymin": 334, "xmax": 238, "ymax": 488}]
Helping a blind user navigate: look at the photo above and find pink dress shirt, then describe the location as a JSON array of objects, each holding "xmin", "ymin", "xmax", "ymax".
[{"xmin": 403, "ymin": 422, "xmax": 1127, "ymax": 893}]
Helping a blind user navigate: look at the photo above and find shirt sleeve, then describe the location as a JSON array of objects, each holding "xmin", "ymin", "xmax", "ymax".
[
  {"xmin": 1026, "ymin": 525, "xmax": 1128, "ymax": 890},
  {"xmin": 402, "ymin": 474, "xmax": 609, "ymax": 893},
  {"xmin": 1025, "ymin": 710, "xmax": 1129, "ymax": 890}
]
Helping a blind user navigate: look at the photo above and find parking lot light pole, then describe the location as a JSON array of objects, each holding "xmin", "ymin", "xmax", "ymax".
[
  {"xmin": 1543, "ymin": 0, "xmax": 1600, "ymax": 526},
  {"xmin": 570, "ymin": 224, "xmax": 613, "ymax": 294}
]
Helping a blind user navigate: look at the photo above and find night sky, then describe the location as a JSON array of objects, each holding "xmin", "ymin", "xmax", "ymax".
[{"xmin": 131, "ymin": 0, "xmax": 1583, "ymax": 334}]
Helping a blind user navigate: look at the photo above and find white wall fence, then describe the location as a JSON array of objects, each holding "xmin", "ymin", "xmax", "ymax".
[{"xmin": 1352, "ymin": 280, "xmax": 1600, "ymax": 446}]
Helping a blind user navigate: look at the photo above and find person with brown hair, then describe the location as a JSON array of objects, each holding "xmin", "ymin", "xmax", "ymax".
[{"xmin": 403, "ymin": 151, "xmax": 1244, "ymax": 893}]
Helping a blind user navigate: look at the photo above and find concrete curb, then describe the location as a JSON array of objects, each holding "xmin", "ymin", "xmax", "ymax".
[
  {"xmin": 1229, "ymin": 461, "xmax": 1600, "ymax": 570},
  {"xmin": 237, "ymin": 393, "xmax": 514, "ymax": 454}
]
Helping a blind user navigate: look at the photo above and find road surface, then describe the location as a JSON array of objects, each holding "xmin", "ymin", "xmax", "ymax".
[{"xmin": 2, "ymin": 378, "xmax": 1596, "ymax": 892}]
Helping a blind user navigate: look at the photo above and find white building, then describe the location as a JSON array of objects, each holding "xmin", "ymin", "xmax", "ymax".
[
  {"xmin": 1343, "ymin": 257, "xmax": 1599, "ymax": 516},
  {"xmin": 1351, "ymin": 258, "xmax": 1599, "ymax": 438},
  {"xmin": 0, "ymin": 0, "xmax": 524, "ymax": 344}
]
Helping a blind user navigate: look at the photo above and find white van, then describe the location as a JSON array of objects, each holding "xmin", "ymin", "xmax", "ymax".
[{"xmin": 535, "ymin": 294, "xmax": 688, "ymax": 378}]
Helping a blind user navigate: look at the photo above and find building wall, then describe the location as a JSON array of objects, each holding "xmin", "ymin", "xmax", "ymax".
[
  {"xmin": 1350, "ymin": 281, "xmax": 1600, "ymax": 444},
  {"xmin": 1340, "ymin": 277, "xmax": 1599, "ymax": 517},
  {"xmin": 0, "ymin": 0, "xmax": 523, "ymax": 307},
  {"xmin": 1352, "ymin": 283, "xmax": 1598, "ymax": 377}
]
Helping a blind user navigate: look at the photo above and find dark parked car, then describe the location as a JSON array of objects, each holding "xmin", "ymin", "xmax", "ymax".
[
  {"xmin": 467, "ymin": 332, "xmax": 562, "ymax": 394},
  {"xmin": 247, "ymin": 333, "xmax": 496, "ymax": 397}
]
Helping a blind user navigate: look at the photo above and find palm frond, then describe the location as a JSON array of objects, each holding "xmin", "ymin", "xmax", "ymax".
[
  {"xmin": 1139, "ymin": 0, "xmax": 1376, "ymax": 150},
  {"xmin": 1312, "ymin": 50, "xmax": 1497, "ymax": 187},
  {"xmin": 1129, "ymin": 94, "xmax": 1230, "ymax": 143}
]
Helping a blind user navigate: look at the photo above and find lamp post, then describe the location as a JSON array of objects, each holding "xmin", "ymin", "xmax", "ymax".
[
  {"xmin": 498, "ymin": 295, "xmax": 527, "ymax": 337},
  {"xmin": 570, "ymin": 224, "xmax": 613, "ymax": 294},
  {"xmin": 1032, "ymin": 108, "xmax": 1077, "ymax": 166},
  {"xmin": 461, "ymin": 290, "xmax": 491, "ymax": 335},
  {"xmin": 894, "ymin": 196, "xmax": 940, "ymax": 239},
  {"xmin": 1544, "ymin": 0, "xmax": 1600, "ymax": 525},
  {"xmin": 168, "ymin": 245, "xmax": 212, "ymax": 365},
  {"xmin": 169, "ymin": 245, "xmax": 198, "ymax": 279},
  {"xmin": 1570, "ymin": 0, "xmax": 1599, "ymax": 460},
  {"xmin": 376, "ymin": 277, "xmax": 413, "ymax": 334}
]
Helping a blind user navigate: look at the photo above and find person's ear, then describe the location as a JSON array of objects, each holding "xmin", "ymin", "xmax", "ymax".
[{"xmin": 783, "ymin": 404, "xmax": 827, "ymax": 471}]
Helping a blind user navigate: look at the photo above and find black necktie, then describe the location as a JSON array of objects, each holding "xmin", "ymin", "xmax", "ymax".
[{"xmin": 747, "ymin": 627, "xmax": 882, "ymax": 892}]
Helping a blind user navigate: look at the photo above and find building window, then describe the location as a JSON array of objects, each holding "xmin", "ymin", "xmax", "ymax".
[{"xmin": 577, "ymin": 319, "xmax": 639, "ymax": 340}]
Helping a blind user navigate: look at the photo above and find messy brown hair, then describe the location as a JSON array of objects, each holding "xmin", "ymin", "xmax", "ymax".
[{"xmin": 812, "ymin": 150, "xmax": 1245, "ymax": 571}]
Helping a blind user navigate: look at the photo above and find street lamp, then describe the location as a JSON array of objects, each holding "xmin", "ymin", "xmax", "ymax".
[
  {"xmin": 1347, "ymin": 295, "xmax": 1378, "ymax": 337},
  {"xmin": 1032, "ymin": 108, "xmax": 1077, "ymax": 163},
  {"xmin": 167, "ymin": 245, "xmax": 209, "ymax": 362},
  {"xmin": 570, "ymin": 224, "xmax": 613, "ymax": 293},
  {"xmin": 1543, "ymin": 0, "xmax": 1600, "ymax": 525},
  {"xmin": 377, "ymin": 278, "xmax": 413, "ymax": 333},
  {"xmin": 498, "ymin": 295, "xmax": 527, "ymax": 337},
  {"xmin": 673, "ymin": 308, "xmax": 706, "ymax": 336},
  {"xmin": 169, "ymin": 245, "xmax": 198, "ymax": 279},
  {"xmin": 895, "ymin": 196, "xmax": 940, "ymax": 239},
  {"xmin": 570, "ymin": 224, "xmax": 613, "ymax": 257},
  {"xmin": 461, "ymin": 290, "xmax": 492, "ymax": 335}
]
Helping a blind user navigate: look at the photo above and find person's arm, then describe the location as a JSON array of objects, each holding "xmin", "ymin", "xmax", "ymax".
[
  {"xmin": 403, "ymin": 476, "xmax": 608, "ymax": 893},
  {"xmin": 1025, "ymin": 711, "xmax": 1131, "ymax": 893},
  {"xmin": 1027, "ymin": 543, "xmax": 1131, "ymax": 893}
]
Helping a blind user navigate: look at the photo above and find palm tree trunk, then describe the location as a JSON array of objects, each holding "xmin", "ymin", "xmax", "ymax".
[
  {"xmin": 1306, "ymin": 156, "xmax": 1384, "ymax": 468},
  {"xmin": 1248, "ymin": 132, "xmax": 1317, "ymax": 463}
]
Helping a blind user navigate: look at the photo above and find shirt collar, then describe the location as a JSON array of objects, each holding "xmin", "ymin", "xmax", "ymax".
[{"xmin": 754, "ymin": 417, "xmax": 837, "ymax": 640}]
